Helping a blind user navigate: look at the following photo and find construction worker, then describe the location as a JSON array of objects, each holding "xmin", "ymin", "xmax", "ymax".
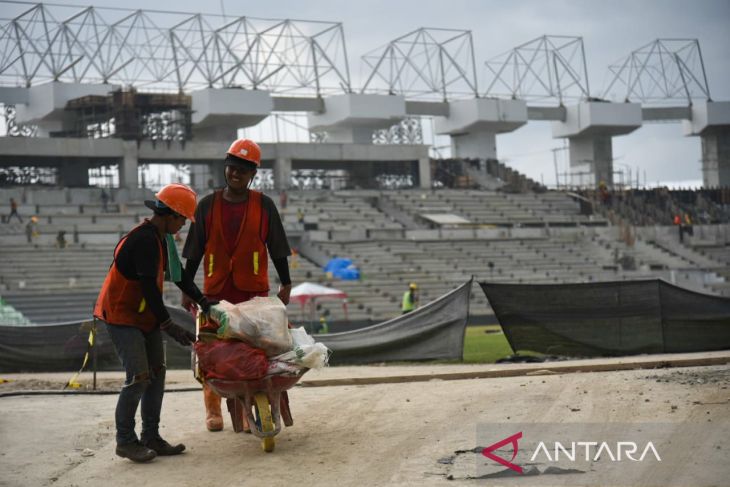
[
  {"xmin": 402, "ymin": 282, "xmax": 419, "ymax": 314},
  {"xmin": 317, "ymin": 316, "xmax": 329, "ymax": 334},
  {"xmin": 182, "ymin": 137, "xmax": 293, "ymax": 432},
  {"xmin": 94, "ymin": 183, "xmax": 213, "ymax": 463}
]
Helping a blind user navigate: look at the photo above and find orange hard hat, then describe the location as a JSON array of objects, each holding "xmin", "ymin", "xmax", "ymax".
[
  {"xmin": 154, "ymin": 183, "xmax": 197, "ymax": 222},
  {"xmin": 226, "ymin": 138, "xmax": 261, "ymax": 167}
]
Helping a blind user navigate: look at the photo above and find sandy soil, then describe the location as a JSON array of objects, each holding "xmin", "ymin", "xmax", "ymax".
[{"xmin": 0, "ymin": 360, "xmax": 728, "ymax": 487}]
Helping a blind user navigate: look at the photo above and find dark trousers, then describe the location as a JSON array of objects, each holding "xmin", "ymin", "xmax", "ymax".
[
  {"xmin": 105, "ymin": 323, "xmax": 166, "ymax": 445},
  {"xmin": 8, "ymin": 209, "xmax": 22, "ymax": 223}
]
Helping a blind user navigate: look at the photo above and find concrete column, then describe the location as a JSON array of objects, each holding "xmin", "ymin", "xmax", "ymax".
[
  {"xmin": 58, "ymin": 159, "xmax": 91, "ymax": 187},
  {"xmin": 700, "ymin": 128, "xmax": 730, "ymax": 187},
  {"xmin": 324, "ymin": 127, "xmax": 374, "ymax": 144},
  {"xmin": 418, "ymin": 157, "xmax": 432, "ymax": 189},
  {"xmin": 208, "ymin": 160, "xmax": 226, "ymax": 189},
  {"xmin": 274, "ymin": 156, "xmax": 292, "ymax": 190},
  {"xmin": 568, "ymin": 135, "xmax": 614, "ymax": 187},
  {"xmin": 449, "ymin": 129, "xmax": 497, "ymax": 159},
  {"xmin": 119, "ymin": 140, "xmax": 139, "ymax": 189}
]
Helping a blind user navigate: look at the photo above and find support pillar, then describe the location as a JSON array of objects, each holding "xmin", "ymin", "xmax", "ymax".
[
  {"xmin": 567, "ymin": 135, "xmax": 614, "ymax": 187},
  {"xmin": 434, "ymin": 98, "xmax": 527, "ymax": 160},
  {"xmin": 208, "ymin": 160, "xmax": 226, "ymax": 189},
  {"xmin": 683, "ymin": 102, "xmax": 730, "ymax": 187},
  {"xmin": 418, "ymin": 157, "xmax": 431, "ymax": 189},
  {"xmin": 699, "ymin": 128, "xmax": 730, "ymax": 187},
  {"xmin": 274, "ymin": 156, "xmax": 292, "ymax": 190},
  {"xmin": 552, "ymin": 102, "xmax": 642, "ymax": 188},
  {"xmin": 120, "ymin": 140, "xmax": 139, "ymax": 190},
  {"xmin": 449, "ymin": 129, "xmax": 497, "ymax": 159}
]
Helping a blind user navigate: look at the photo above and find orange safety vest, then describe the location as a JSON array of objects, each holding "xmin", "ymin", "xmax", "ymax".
[
  {"xmin": 203, "ymin": 190, "xmax": 269, "ymax": 295},
  {"xmin": 93, "ymin": 222, "xmax": 164, "ymax": 332}
]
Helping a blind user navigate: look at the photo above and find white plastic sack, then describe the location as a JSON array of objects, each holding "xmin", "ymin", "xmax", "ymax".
[
  {"xmin": 209, "ymin": 297, "xmax": 293, "ymax": 356},
  {"xmin": 273, "ymin": 326, "xmax": 330, "ymax": 370}
]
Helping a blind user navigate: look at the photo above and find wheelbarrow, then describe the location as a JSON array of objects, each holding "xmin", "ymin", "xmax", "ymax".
[{"xmin": 192, "ymin": 314, "xmax": 307, "ymax": 452}]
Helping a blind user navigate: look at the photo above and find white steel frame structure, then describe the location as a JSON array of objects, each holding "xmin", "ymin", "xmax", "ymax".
[
  {"xmin": 0, "ymin": 2, "xmax": 351, "ymax": 95},
  {"xmin": 360, "ymin": 28, "xmax": 478, "ymax": 101},
  {"xmin": 602, "ymin": 38, "xmax": 711, "ymax": 105},
  {"xmin": 484, "ymin": 35, "xmax": 590, "ymax": 105}
]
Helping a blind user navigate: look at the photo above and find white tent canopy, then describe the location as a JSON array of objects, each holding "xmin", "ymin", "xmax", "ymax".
[{"xmin": 289, "ymin": 282, "xmax": 348, "ymax": 323}]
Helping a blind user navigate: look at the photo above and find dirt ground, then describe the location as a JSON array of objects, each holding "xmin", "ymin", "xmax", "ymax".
[{"xmin": 1, "ymin": 356, "xmax": 728, "ymax": 487}]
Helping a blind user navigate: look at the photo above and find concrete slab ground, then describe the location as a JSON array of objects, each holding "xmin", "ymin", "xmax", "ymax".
[{"xmin": 0, "ymin": 352, "xmax": 728, "ymax": 487}]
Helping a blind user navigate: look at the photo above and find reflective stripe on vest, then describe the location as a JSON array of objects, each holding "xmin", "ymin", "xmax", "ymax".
[
  {"xmin": 203, "ymin": 190, "xmax": 269, "ymax": 294},
  {"xmin": 93, "ymin": 222, "xmax": 164, "ymax": 332}
]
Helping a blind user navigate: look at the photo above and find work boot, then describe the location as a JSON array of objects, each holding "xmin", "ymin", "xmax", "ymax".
[
  {"xmin": 203, "ymin": 383, "xmax": 223, "ymax": 431},
  {"xmin": 143, "ymin": 437, "xmax": 185, "ymax": 456},
  {"xmin": 115, "ymin": 440, "xmax": 157, "ymax": 463}
]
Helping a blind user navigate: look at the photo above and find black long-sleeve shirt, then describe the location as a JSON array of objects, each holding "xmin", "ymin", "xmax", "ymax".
[{"xmin": 114, "ymin": 221, "xmax": 204, "ymax": 324}]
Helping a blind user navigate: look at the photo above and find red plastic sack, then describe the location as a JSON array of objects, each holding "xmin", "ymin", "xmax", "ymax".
[{"xmin": 194, "ymin": 340, "xmax": 269, "ymax": 381}]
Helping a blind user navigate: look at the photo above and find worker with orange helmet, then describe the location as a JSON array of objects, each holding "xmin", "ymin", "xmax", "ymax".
[
  {"xmin": 182, "ymin": 138, "xmax": 293, "ymax": 432},
  {"xmin": 94, "ymin": 183, "xmax": 212, "ymax": 463}
]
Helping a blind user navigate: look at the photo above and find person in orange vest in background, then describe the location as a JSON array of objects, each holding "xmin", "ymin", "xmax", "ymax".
[
  {"xmin": 94, "ymin": 183, "xmax": 213, "ymax": 463},
  {"xmin": 182, "ymin": 138, "xmax": 293, "ymax": 432},
  {"xmin": 673, "ymin": 213, "xmax": 684, "ymax": 242}
]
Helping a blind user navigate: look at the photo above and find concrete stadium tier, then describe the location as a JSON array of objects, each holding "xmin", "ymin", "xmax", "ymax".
[{"xmin": 1, "ymin": 187, "xmax": 729, "ymax": 325}]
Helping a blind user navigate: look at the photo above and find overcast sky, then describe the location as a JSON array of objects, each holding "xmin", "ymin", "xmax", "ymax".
[{"xmin": 6, "ymin": 0, "xmax": 730, "ymax": 187}]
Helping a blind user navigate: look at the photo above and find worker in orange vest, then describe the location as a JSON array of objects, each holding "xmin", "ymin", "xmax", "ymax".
[
  {"xmin": 94, "ymin": 183, "xmax": 212, "ymax": 463},
  {"xmin": 182, "ymin": 138, "xmax": 292, "ymax": 432}
]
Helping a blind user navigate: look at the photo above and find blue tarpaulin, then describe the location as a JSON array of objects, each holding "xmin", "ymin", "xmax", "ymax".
[{"xmin": 324, "ymin": 258, "xmax": 360, "ymax": 280}]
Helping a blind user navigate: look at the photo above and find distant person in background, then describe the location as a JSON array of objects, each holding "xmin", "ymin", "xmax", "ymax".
[
  {"xmin": 317, "ymin": 316, "xmax": 329, "ymax": 334},
  {"xmin": 101, "ymin": 188, "xmax": 110, "ymax": 213},
  {"xmin": 8, "ymin": 198, "xmax": 22, "ymax": 223},
  {"xmin": 25, "ymin": 216, "xmax": 39, "ymax": 243},
  {"xmin": 684, "ymin": 213, "xmax": 694, "ymax": 237},
  {"xmin": 402, "ymin": 282, "xmax": 419, "ymax": 314},
  {"xmin": 674, "ymin": 213, "xmax": 684, "ymax": 243},
  {"xmin": 56, "ymin": 230, "xmax": 67, "ymax": 249},
  {"xmin": 297, "ymin": 208, "xmax": 305, "ymax": 224}
]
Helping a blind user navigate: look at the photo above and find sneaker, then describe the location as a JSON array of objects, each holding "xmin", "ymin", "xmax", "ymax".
[
  {"xmin": 115, "ymin": 441, "xmax": 157, "ymax": 463},
  {"xmin": 143, "ymin": 437, "xmax": 186, "ymax": 456}
]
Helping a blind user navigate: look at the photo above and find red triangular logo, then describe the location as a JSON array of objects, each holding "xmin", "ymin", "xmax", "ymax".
[{"xmin": 481, "ymin": 432, "xmax": 523, "ymax": 474}]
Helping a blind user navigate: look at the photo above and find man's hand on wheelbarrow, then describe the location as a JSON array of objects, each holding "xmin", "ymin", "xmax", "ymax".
[
  {"xmin": 181, "ymin": 292, "xmax": 197, "ymax": 314},
  {"xmin": 277, "ymin": 283, "xmax": 292, "ymax": 305},
  {"xmin": 198, "ymin": 296, "xmax": 219, "ymax": 317},
  {"xmin": 160, "ymin": 318, "xmax": 196, "ymax": 346}
]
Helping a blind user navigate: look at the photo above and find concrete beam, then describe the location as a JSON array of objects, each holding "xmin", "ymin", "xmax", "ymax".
[
  {"xmin": 272, "ymin": 96, "xmax": 324, "ymax": 112},
  {"xmin": 307, "ymin": 94, "xmax": 406, "ymax": 143},
  {"xmin": 552, "ymin": 102, "xmax": 642, "ymax": 138},
  {"xmin": 682, "ymin": 101, "xmax": 730, "ymax": 136},
  {"xmin": 405, "ymin": 101, "xmax": 449, "ymax": 117},
  {"xmin": 0, "ymin": 87, "xmax": 29, "ymax": 105},
  {"xmin": 642, "ymin": 106, "xmax": 692, "ymax": 122},
  {"xmin": 13, "ymin": 82, "xmax": 116, "ymax": 124},
  {"xmin": 527, "ymin": 105, "xmax": 566, "ymax": 122},
  {"xmin": 191, "ymin": 88, "xmax": 273, "ymax": 138},
  {"xmin": 434, "ymin": 98, "xmax": 527, "ymax": 135}
]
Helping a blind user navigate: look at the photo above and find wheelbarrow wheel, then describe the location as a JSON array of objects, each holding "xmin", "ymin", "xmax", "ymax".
[{"xmin": 254, "ymin": 392, "xmax": 275, "ymax": 452}]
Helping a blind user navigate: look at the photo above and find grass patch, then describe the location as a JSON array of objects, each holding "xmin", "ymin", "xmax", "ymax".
[{"xmin": 462, "ymin": 325, "xmax": 514, "ymax": 363}]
